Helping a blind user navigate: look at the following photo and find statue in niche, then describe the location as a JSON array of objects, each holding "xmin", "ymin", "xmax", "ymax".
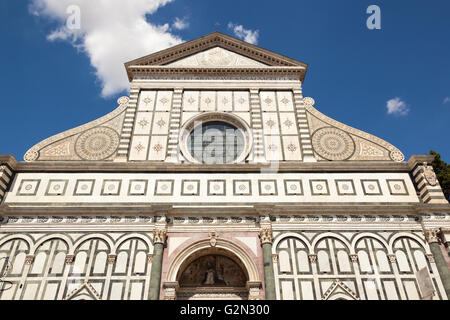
[{"xmin": 179, "ymin": 255, "xmax": 246, "ymax": 287}]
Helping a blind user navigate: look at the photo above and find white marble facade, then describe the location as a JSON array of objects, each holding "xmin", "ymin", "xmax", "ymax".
[{"xmin": 1, "ymin": 32, "xmax": 449, "ymax": 300}]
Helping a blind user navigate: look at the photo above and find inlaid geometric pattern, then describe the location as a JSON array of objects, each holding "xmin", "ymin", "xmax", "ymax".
[
  {"xmin": 45, "ymin": 180, "xmax": 68, "ymax": 196},
  {"xmin": 310, "ymin": 180, "xmax": 330, "ymax": 195},
  {"xmin": 260, "ymin": 91, "xmax": 302, "ymax": 161},
  {"xmin": 361, "ymin": 180, "xmax": 382, "ymax": 195},
  {"xmin": 387, "ymin": 180, "xmax": 408, "ymax": 196},
  {"xmin": 128, "ymin": 180, "xmax": 148, "ymax": 196},
  {"xmin": 74, "ymin": 180, "xmax": 95, "ymax": 196},
  {"xmin": 284, "ymin": 180, "xmax": 303, "ymax": 195},
  {"xmin": 17, "ymin": 180, "xmax": 40, "ymax": 196},
  {"xmin": 207, "ymin": 180, "xmax": 226, "ymax": 196},
  {"xmin": 181, "ymin": 180, "xmax": 200, "ymax": 196},
  {"xmin": 101, "ymin": 180, "xmax": 121, "ymax": 196},
  {"xmin": 258, "ymin": 180, "xmax": 278, "ymax": 196},
  {"xmin": 233, "ymin": 180, "xmax": 252, "ymax": 196},
  {"xmin": 154, "ymin": 180, "xmax": 174, "ymax": 196},
  {"xmin": 335, "ymin": 180, "xmax": 356, "ymax": 195}
]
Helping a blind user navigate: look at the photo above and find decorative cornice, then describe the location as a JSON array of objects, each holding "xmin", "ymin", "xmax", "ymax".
[
  {"xmin": 126, "ymin": 66, "xmax": 306, "ymax": 82},
  {"xmin": 1, "ymin": 154, "xmax": 429, "ymax": 173}
]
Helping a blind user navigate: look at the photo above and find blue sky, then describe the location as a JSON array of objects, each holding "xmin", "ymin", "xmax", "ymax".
[{"xmin": 0, "ymin": 0, "xmax": 449, "ymax": 161}]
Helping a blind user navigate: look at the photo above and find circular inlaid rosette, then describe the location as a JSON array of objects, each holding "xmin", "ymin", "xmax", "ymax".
[
  {"xmin": 311, "ymin": 127, "xmax": 355, "ymax": 160},
  {"xmin": 24, "ymin": 150, "xmax": 39, "ymax": 162},
  {"xmin": 302, "ymin": 97, "xmax": 315, "ymax": 106},
  {"xmin": 117, "ymin": 96, "xmax": 129, "ymax": 105},
  {"xmin": 390, "ymin": 150, "xmax": 405, "ymax": 162},
  {"xmin": 75, "ymin": 127, "xmax": 120, "ymax": 160}
]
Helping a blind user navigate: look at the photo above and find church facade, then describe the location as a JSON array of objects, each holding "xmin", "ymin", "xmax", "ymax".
[{"xmin": 0, "ymin": 32, "xmax": 449, "ymax": 300}]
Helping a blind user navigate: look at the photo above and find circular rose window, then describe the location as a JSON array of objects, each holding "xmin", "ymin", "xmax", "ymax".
[
  {"xmin": 180, "ymin": 113, "xmax": 252, "ymax": 164},
  {"xmin": 187, "ymin": 121, "xmax": 244, "ymax": 164}
]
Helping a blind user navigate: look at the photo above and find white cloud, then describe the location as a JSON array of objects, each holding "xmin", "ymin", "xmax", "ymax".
[
  {"xmin": 227, "ymin": 22, "xmax": 259, "ymax": 45},
  {"xmin": 444, "ymin": 97, "xmax": 450, "ymax": 104},
  {"xmin": 386, "ymin": 97, "xmax": 410, "ymax": 116},
  {"xmin": 172, "ymin": 17, "xmax": 189, "ymax": 30},
  {"xmin": 30, "ymin": 0, "xmax": 184, "ymax": 97}
]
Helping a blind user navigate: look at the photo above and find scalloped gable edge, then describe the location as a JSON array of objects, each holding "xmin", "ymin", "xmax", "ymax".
[
  {"xmin": 303, "ymin": 97, "xmax": 405, "ymax": 162},
  {"xmin": 23, "ymin": 97, "xmax": 129, "ymax": 162}
]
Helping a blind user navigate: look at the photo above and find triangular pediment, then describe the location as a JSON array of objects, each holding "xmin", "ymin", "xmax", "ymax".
[
  {"xmin": 64, "ymin": 281, "xmax": 102, "ymax": 300},
  {"xmin": 125, "ymin": 32, "xmax": 307, "ymax": 69},
  {"xmin": 321, "ymin": 279, "xmax": 360, "ymax": 300},
  {"xmin": 166, "ymin": 47, "xmax": 267, "ymax": 67}
]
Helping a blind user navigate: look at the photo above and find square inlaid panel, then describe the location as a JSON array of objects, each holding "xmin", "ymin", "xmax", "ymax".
[
  {"xmin": 181, "ymin": 180, "xmax": 200, "ymax": 196},
  {"xmin": 128, "ymin": 180, "xmax": 148, "ymax": 196},
  {"xmin": 208, "ymin": 180, "xmax": 226, "ymax": 196},
  {"xmin": 259, "ymin": 180, "xmax": 278, "ymax": 196},
  {"xmin": 335, "ymin": 180, "xmax": 356, "ymax": 196},
  {"xmin": 309, "ymin": 180, "xmax": 330, "ymax": 196},
  {"xmin": 17, "ymin": 179, "xmax": 41, "ymax": 196},
  {"xmin": 387, "ymin": 179, "xmax": 408, "ymax": 195},
  {"xmin": 101, "ymin": 180, "xmax": 122, "ymax": 196},
  {"xmin": 284, "ymin": 180, "xmax": 303, "ymax": 195},
  {"xmin": 361, "ymin": 180, "xmax": 382, "ymax": 195},
  {"xmin": 154, "ymin": 180, "xmax": 174, "ymax": 196},
  {"xmin": 45, "ymin": 180, "xmax": 68, "ymax": 196},
  {"xmin": 233, "ymin": 180, "xmax": 252, "ymax": 196},
  {"xmin": 74, "ymin": 180, "xmax": 95, "ymax": 196}
]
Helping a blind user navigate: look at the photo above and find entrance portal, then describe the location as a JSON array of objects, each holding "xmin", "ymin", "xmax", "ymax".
[
  {"xmin": 164, "ymin": 239, "xmax": 262, "ymax": 300},
  {"xmin": 177, "ymin": 253, "xmax": 248, "ymax": 300}
]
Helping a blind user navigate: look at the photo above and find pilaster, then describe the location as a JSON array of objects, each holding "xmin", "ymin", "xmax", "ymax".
[
  {"xmin": 249, "ymin": 88, "xmax": 265, "ymax": 162},
  {"xmin": 165, "ymin": 88, "xmax": 183, "ymax": 163},
  {"xmin": 115, "ymin": 90, "xmax": 139, "ymax": 161},
  {"xmin": 292, "ymin": 91, "xmax": 316, "ymax": 162}
]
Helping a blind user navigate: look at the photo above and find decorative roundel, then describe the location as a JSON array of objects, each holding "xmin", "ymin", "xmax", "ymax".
[
  {"xmin": 24, "ymin": 150, "xmax": 39, "ymax": 162},
  {"xmin": 390, "ymin": 150, "xmax": 405, "ymax": 162},
  {"xmin": 303, "ymin": 97, "xmax": 315, "ymax": 106},
  {"xmin": 311, "ymin": 127, "xmax": 355, "ymax": 161},
  {"xmin": 75, "ymin": 127, "xmax": 120, "ymax": 160},
  {"xmin": 117, "ymin": 96, "xmax": 129, "ymax": 105}
]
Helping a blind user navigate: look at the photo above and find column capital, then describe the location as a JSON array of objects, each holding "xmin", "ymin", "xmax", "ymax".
[
  {"xmin": 349, "ymin": 254, "xmax": 358, "ymax": 262},
  {"xmin": 259, "ymin": 226, "xmax": 273, "ymax": 244},
  {"xmin": 25, "ymin": 255, "xmax": 35, "ymax": 265},
  {"xmin": 424, "ymin": 228, "xmax": 441, "ymax": 244},
  {"xmin": 426, "ymin": 254, "xmax": 435, "ymax": 263},
  {"xmin": 65, "ymin": 255, "xmax": 75, "ymax": 265},
  {"xmin": 107, "ymin": 254, "xmax": 117, "ymax": 265},
  {"xmin": 153, "ymin": 227, "xmax": 167, "ymax": 244},
  {"xmin": 387, "ymin": 254, "xmax": 397, "ymax": 263},
  {"xmin": 308, "ymin": 254, "xmax": 317, "ymax": 263}
]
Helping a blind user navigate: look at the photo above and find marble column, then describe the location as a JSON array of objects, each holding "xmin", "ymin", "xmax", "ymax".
[
  {"xmin": 259, "ymin": 225, "xmax": 276, "ymax": 300},
  {"xmin": 149, "ymin": 226, "xmax": 167, "ymax": 300},
  {"xmin": 425, "ymin": 228, "xmax": 450, "ymax": 299}
]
